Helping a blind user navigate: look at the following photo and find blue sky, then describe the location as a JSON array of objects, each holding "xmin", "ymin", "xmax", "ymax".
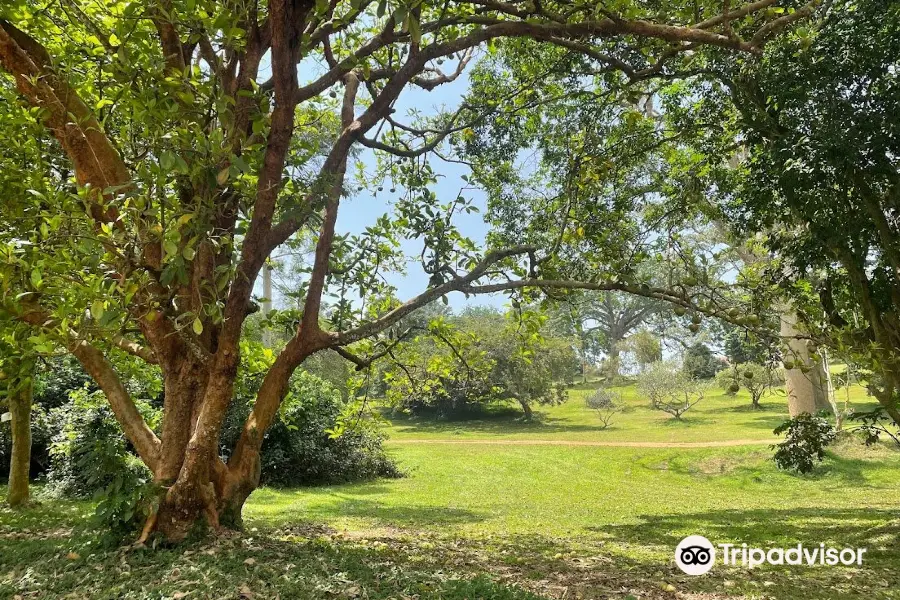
[{"xmin": 275, "ymin": 59, "xmax": 507, "ymax": 312}]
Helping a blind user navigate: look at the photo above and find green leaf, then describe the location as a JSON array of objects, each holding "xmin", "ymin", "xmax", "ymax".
[
  {"xmin": 407, "ymin": 14, "xmax": 421, "ymax": 44},
  {"xmin": 164, "ymin": 240, "xmax": 178, "ymax": 257},
  {"xmin": 91, "ymin": 300, "xmax": 105, "ymax": 320},
  {"xmin": 192, "ymin": 318, "xmax": 204, "ymax": 335}
]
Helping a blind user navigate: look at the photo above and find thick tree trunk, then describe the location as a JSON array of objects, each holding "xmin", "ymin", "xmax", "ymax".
[
  {"xmin": 781, "ymin": 310, "xmax": 830, "ymax": 417},
  {"xmin": 7, "ymin": 376, "xmax": 32, "ymax": 508}
]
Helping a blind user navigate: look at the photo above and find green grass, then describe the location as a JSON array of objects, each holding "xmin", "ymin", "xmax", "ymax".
[
  {"xmin": 381, "ymin": 381, "xmax": 879, "ymax": 443},
  {"xmin": 2, "ymin": 381, "xmax": 898, "ymax": 599}
]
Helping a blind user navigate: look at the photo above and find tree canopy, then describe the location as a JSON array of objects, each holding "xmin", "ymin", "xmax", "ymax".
[{"xmin": 0, "ymin": 0, "xmax": 818, "ymax": 539}]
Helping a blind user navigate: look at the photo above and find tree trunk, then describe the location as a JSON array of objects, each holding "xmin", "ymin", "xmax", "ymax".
[
  {"xmin": 519, "ymin": 398, "xmax": 534, "ymax": 421},
  {"xmin": 781, "ymin": 310, "xmax": 830, "ymax": 417},
  {"xmin": 7, "ymin": 375, "xmax": 32, "ymax": 508},
  {"xmin": 605, "ymin": 341, "xmax": 622, "ymax": 380}
]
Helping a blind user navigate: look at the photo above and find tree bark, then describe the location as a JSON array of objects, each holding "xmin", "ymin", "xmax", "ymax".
[
  {"xmin": 7, "ymin": 375, "xmax": 32, "ymax": 508},
  {"xmin": 519, "ymin": 398, "xmax": 534, "ymax": 421},
  {"xmin": 781, "ymin": 310, "xmax": 830, "ymax": 417}
]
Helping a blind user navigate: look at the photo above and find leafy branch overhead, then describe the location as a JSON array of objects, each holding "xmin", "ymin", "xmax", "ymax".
[{"xmin": 0, "ymin": 0, "xmax": 818, "ymax": 539}]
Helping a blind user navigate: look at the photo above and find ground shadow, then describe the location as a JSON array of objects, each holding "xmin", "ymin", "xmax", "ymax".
[
  {"xmin": 588, "ymin": 506, "xmax": 899, "ymax": 555},
  {"xmin": 384, "ymin": 408, "xmax": 618, "ymax": 437}
]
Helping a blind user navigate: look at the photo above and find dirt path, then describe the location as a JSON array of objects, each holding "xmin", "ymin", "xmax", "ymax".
[{"xmin": 387, "ymin": 438, "xmax": 774, "ymax": 448}]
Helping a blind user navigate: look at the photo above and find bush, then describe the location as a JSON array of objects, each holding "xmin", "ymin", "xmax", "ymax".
[
  {"xmin": 47, "ymin": 389, "xmax": 160, "ymax": 536},
  {"xmin": 585, "ymin": 388, "xmax": 622, "ymax": 429},
  {"xmin": 772, "ymin": 413, "xmax": 837, "ymax": 474},
  {"xmin": 222, "ymin": 362, "xmax": 401, "ymax": 487}
]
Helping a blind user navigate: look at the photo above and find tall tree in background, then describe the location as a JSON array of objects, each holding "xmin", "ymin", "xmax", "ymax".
[
  {"xmin": 550, "ymin": 292, "xmax": 661, "ymax": 378},
  {"xmin": 664, "ymin": 0, "xmax": 898, "ymax": 422},
  {"xmin": 0, "ymin": 0, "xmax": 810, "ymax": 539}
]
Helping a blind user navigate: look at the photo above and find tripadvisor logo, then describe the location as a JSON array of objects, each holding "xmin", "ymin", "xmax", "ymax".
[
  {"xmin": 675, "ymin": 535, "xmax": 716, "ymax": 575},
  {"xmin": 675, "ymin": 536, "xmax": 867, "ymax": 575}
]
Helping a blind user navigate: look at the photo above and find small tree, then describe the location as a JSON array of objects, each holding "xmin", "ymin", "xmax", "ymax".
[
  {"xmin": 585, "ymin": 388, "xmax": 622, "ymax": 430},
  {"xmin": 638, "ymin": 362, "xmax": 706, "ymax": 419},
  {"xmin": 717, "ymin": 363, "xmax": 784, "ymax": 409}
]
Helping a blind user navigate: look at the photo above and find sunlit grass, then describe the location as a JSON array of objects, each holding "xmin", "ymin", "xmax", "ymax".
[{"xmin": 380, "ymin": 381, "xmax": 878, "ymax": 443}]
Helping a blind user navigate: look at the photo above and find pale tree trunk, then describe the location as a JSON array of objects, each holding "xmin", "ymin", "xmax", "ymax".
[
  {"xmin": 781, "ymin": 310, "xmax": 830, "ymax": 417},
  {"xmin": 7, "ymin": 374, "xmax": 32, "ymax": 508}
]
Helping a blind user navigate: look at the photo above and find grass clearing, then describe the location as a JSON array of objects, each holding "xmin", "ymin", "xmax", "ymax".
[
  {"xmin": 381, "ymin": 381, "xmax": 878, "ymax": 444},
  {"xmin": 2, "ymin": 382, "xmax": 899, "ymax": 599}
]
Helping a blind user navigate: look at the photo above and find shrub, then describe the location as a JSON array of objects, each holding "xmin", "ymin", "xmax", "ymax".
[
  {"xmin": 585, "ymin": 388, "xmax": 622, "ymax": 429},
  {"xmin": 47, "ymin": 389, "xmax": 160, "ymax": 536},
  {"xmin": 222, "ymin": 362, "xmax": 401, "ymax": 487},
  {"xmin": 772, "ymin": 413, "xmax": 837, "ymax": 474}
]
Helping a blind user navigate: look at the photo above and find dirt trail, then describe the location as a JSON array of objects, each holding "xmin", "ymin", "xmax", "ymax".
[{"xmin": 387, "ymin": 438, "xmax": 774, "ymax": 448}]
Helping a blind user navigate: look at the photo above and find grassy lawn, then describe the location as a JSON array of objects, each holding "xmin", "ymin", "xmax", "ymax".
[
  {"xmin": 2, "ymin": 382, "xmax": 899, "ymax": 599},
  {"xmin": 381, "ymin": 381, "xmax": 878, "ymax": 444}
]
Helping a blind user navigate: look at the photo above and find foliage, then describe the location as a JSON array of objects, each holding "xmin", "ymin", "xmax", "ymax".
[
  {"xmin": 772, "ymin": 413, "xmax": 837, "ymax": 474},
  {"xmin": 723, "ymin": 328, "xmax": 774, "ymax": 366},
  {"xmin": 383, "ymin": 307, "xmax": 577, "ymax": 419},
  {"xmin": 223, "ymin": 342, "xmax": 400, "ymax": 487},
  {"xmin": 585, "ymin": 388, "xmax": 622, "ymax": 429},
  {"xmin": 849, "ymin": 408, "xmax": 900, "ymax": 448},
  {"xmin": 547, "ymin": 292, "xmax": 663, "ymax": 379},
  {"xmin": 622, "ymin": 330, "xmax": 662, "ymax": 371},
  {"xmin": 0, "ymin": 402, "xmax": 51, "ymax": 481},
  {"xmin": 638, "ymin": 362, "xmax": 707, "ymax": 419},
  {"xmin": 47, "ymin": 389, "xmax": 159, "ymax": 535},
  {"xmin": 665, "ymin": 0, "xmax": 900, "ymax": 425},
  {"xmin": 716, "ymin": 363, "xmax": 784, "ymax": 409},
  {"xmin": 682, "ymin": 343, "xmax": 723, "ymax": 380}
]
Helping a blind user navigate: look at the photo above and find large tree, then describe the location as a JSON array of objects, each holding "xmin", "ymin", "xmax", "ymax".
[
  {"xmin": 663, "ymin": 0, "xmax": 900, "ymax": 423},
  {"xmin": 549, "ymin": 291, "xmax": 661, "ymax": 378},
  {"xmin": 0, "ymin": 0, "xmax": 806, "ymax": 540}
]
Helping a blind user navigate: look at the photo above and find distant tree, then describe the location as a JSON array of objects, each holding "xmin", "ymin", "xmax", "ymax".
[
  {"xmin": 717, "ymin": 363, "xmax": 784, "ymax": 410},
  {"xmin": 624, "ymin": 330, "xmax": 662, "ymax": 372},
  {"xmin": 549, "ymin": 292, "xmax": 662, "ymax": 381},
  {"xmin": 638, "ymin": 362, "xmax": 706, "ymax": 420},
  {"xmin": 384, "ymin": 308, "xmax": 577, "ymax": 420},
  {"xmin": 683, "ymin": 343, "xmax": 723, "ymax": 380}
]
